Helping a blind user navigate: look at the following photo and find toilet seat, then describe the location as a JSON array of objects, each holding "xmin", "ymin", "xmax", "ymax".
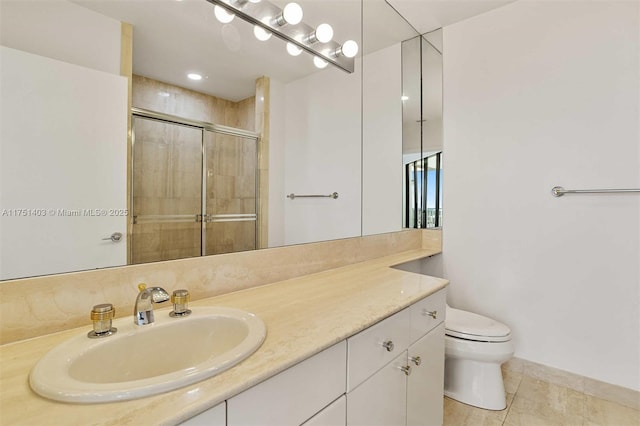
[{"xmin": 446, "ymin": 306, "xmax": 511, "ymax": 342}]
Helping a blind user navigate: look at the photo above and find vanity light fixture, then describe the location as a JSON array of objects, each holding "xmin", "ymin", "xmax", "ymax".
[
  {"xmin": 286, "ymin": 42, "xmax": 302, "ymax": 56},
  {"xmin": 334, "ymin": 39, "xmax": 358, "ymax": 58},
  {"xmin": 313, "ymin": 56, "xmax": 328, "ymax": 69},
  {"xmin": 306, "ymin": 23, "xmax": 333, "ymax": 44},
  {"xmin": 253, "ymin": 17, "xmax": 272, "ymax": 41},
  {"xmin": 274, "ymin": 2, "xmax": 303, "ymax": 26},
  {"xmin": 214, "ymin": 5, "xmax": 235, "ymax": 23},
  {"xmin": 205, "ymin": 0, "xmax": 356, "ymax": 73}
]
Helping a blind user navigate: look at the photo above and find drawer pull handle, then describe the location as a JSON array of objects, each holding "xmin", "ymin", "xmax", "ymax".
[
  {"xmin": 382, "ymin": 340, "xmax": 395, "ymax": 352},
  {"xmin": 399, "ymin": 365, "xmax": 412, "ymax": 376},
  {"xmin": 424, "ymin": 310, "xmax": 438, "ymax": 319},
  {"xmin": 409, "ymin": 356, "xmax": 422, "ymax": 366}
]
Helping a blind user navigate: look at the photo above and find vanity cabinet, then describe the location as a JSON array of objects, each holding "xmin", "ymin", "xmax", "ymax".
[
  {"xmin": 346, "ymin": 288, "xmax": 446, "ymax": 426},
  {"xmin": 227, "ymin": 341, "xmax": 347, "ymax": 426},
  {"xmin": 302, "ymin": 396, "xmax": 346, "ymax": 426},
  {"xmin": 347, "ymin": 350, "xmax": 409, "ymax": 425},
  {"xmin": 407, "ymin": 323, "xmax": 445, "ymax": 426},
  {"xmin": 180, "ymin": 288, "xmax": 446, "ymax": 426}
]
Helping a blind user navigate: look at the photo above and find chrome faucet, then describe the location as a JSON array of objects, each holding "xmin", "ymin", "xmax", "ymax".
[{"xmin": 134, "ymin": 283, "xmax": 170, "ymax": 325}]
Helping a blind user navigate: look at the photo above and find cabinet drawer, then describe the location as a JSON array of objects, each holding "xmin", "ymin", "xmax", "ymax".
[
  {"xmin": 409, "ymin": 288, "xmax": 446, "ymax": 344},
  {"xmin": 347, "ymin": 308, "xmax": 410, "ymax": 392},
  {"xmin": 227, "ymin": 341, "xmax": 346, "ymax": 426}
]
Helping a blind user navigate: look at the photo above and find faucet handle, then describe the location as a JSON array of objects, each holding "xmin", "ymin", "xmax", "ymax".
[
  {"xmin": 170, "ymin": 289, "xmax": 192, "ymax": 317},
  {"xmin": 87, "ymin": 303, "xmax": 117, "ymax": 338}
]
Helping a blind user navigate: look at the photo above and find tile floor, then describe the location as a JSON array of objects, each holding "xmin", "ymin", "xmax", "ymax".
[{"xmin": 443, "ymin": 370, "xmax": 640, "ymax": 426}]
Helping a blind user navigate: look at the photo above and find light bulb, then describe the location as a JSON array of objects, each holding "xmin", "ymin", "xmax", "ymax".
[
  {"xmin": 340, "ymin": 40, "xmax": 358, "ymax": 58},
  {"xmin": 254, "ymin": 25, "xmax": 272, "ymax": 41},
  {"xmin": 248, "ymin": 0, "xmax": 261, "ymax": 2},
  {"xmin": 315, "ymin": 23, "xmax": 333, "ymax": 43},
  {"xmin": 401, "ymin": 95, "xmax": 409, "ymax": 101},
  {"xmin": 187, "ymin": 73, "xmax": 203, "ymax": 81},
  {"xmin": 313, "ymin": 56, "xmax": 328, "ymax": 69},
  {"xmin": 286, "ymin": 42, "xmax": 302, "ymax": 56},
  {"xmin": 282, "ymin": 2, "xmax": 303, "ymax": 25},
  {"xmin": 214, "ymin": 5, "xmax": 235, "ymax": 23}
]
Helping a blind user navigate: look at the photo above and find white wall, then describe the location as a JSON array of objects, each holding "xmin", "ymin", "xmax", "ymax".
[
  {"xmin": 0, "ymin": 1, "xmax": 126, "ymax": 279},
  {"xmin": 279, "ymin": 43, "xmax": 405, "ymax": 243},
  {"xmin": 0, "ymin": 47, "xmax": 128, "ymax": 280},
  {"xmin": 282, "ymin": 63, "xmax": 362, "ymax": 245},
  {"xmin": 443, "ymin": 0, "xmax": 639, "ymax": 390},
  {"xmin": 268, "ymin": 78, "xmax": 286, "ymax": 248},
  {"xmin": 363, "ymin": 43, "xmax": 403, "ymax": 236},
  {"xmin": 0, "ymin": 0, "xmax": 122, "ymax": 75}
]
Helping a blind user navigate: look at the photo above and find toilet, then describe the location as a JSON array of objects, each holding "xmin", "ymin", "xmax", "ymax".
[{"xmin": 444, "ymin": 305, "xmax": 514, "ymax": 410}]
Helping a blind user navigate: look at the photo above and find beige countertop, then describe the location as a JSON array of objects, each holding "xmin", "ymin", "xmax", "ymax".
[{"xmin": 0, "ymin": 248, "xmax": 447, "ymax": 426}]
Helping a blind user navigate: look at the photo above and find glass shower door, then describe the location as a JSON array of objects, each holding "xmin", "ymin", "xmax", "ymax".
[
  {"xmin": 204, "ymin": 130, "xmax": 257, "ymax": 255},
  {"xmin": 131, "ymin": 116, "xmax": 203, "ymax": 264}
]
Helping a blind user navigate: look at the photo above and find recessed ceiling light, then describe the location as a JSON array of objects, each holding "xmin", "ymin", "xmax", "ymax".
[{"xmin": 187, "ymin": 73, "xmax": 203, "ymax": 81}]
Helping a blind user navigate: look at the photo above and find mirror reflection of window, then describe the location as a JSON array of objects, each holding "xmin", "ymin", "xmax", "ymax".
[
  {"xmin": 405, "ymin": 152, "xmax": 442, "ymax": 229},
  {"xmin": 401, "ymin": 29, "xmax": 443, "ymax": 229}
]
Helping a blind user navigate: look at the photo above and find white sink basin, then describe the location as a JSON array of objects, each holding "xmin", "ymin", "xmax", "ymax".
[{"xmin": 29, "ymin": 306, "xmax": 266, "ymax": 403}]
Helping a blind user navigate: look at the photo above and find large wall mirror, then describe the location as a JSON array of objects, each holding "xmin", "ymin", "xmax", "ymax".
[
  {"xmin": 402, "ymin": 29, "xmax": 443, "ymax": 229},
  {"xmin": 0, "ymin": 0, "xmax": 419, "ymax": 280}
]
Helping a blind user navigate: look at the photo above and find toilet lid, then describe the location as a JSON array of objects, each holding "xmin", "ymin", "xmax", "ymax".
[{"xmin": 445, "ymin": 306, "xmax": 511, "ymax": 342}]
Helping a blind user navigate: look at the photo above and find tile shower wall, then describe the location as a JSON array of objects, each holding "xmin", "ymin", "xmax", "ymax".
[
  {"xmin": 205, "ymin": 131, "xmax": 258, "ymax": 255},
  {"xmin": 132, "ymin": 75, "xmax": 255, "ymax": 128},
  {"xmin": 131, "ymin": 75, "xmax": 257, "ymax": 263}
]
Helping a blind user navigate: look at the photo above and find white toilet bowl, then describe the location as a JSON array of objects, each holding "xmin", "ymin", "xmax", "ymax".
[{"xmin": 444, "ymin": 305, "xmax": 514, "ymax": 410}]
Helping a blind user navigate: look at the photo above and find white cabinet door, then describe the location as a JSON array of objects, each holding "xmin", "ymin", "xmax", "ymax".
[
  {"xmin": 346, "ymin": 351, "xmax": 408, "ymax": 426},
  {"xmin": 303, "ymin": 396, "xmax": 346, "ymax": 426},
  {"xmin": 179, "ymin": 401, "xmax": 225, "ymax": 426},
  {"xmin": 407, "ymin": 323, "xmax": 445, "ymax": 426},
  {"xmin": 227, "ymin": 341, "xmax": 346, "ymax": 426}
]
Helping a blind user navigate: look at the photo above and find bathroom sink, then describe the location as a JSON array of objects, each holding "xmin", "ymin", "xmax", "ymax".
[{"xmin": 29, "ymin": 306, "xmax": 266, "ymax": 403}]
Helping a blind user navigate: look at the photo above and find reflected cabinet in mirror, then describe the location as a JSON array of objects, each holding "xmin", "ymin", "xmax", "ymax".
[
  {"xmin": 402, "ymin": 30, "xmax": 443, "ymax": 229},
  {"xmin": 0, "ymin": 0, "xmax": 420, "ymax": 280}
]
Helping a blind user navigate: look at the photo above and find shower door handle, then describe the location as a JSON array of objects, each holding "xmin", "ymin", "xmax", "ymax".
[{"xmin": 102, "ymin": 232, "xmax": 123, "ymax": 242}]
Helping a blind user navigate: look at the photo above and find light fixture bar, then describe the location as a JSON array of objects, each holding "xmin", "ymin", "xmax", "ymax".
[{"xmin": 206, "ymin": 0, "xmax": 355, "ymax": 73}]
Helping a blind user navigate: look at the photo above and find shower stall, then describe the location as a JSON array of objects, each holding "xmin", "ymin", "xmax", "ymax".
[{"xmin": 131, "ymin": 108, "xmax": 259, "ymax": 264}]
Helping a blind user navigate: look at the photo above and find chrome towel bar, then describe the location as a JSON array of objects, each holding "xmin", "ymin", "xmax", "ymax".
[
  {"xmin": 551, "ymin": 186, "xmax": 640, "ymax": 197},
  {"xmin": 287, "ymin": 192, "xmax": 339, "ymax": 200}
]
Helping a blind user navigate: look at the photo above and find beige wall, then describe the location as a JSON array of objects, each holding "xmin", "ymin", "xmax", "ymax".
[
  {"xmin": 132, "ymin": 75, "xmax": 255, "ymax": 128},
  {"xmin": 0, "ymin": 229, "xmax": 440, "ymax": 344}
]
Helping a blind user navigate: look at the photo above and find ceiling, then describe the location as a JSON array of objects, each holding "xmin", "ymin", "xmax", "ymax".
[
  {"xmin": 386, "ymin": 0, "xmax": 516, "ymax": 35},
  {"xmin": 73, "ymin": 0, "xmax": 515, "ymax": 102}
]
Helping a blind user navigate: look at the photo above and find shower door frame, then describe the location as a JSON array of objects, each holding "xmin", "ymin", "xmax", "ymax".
[{"xmin": 131, "ymin": 107, "xmax": 260, "ymax": 259}]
